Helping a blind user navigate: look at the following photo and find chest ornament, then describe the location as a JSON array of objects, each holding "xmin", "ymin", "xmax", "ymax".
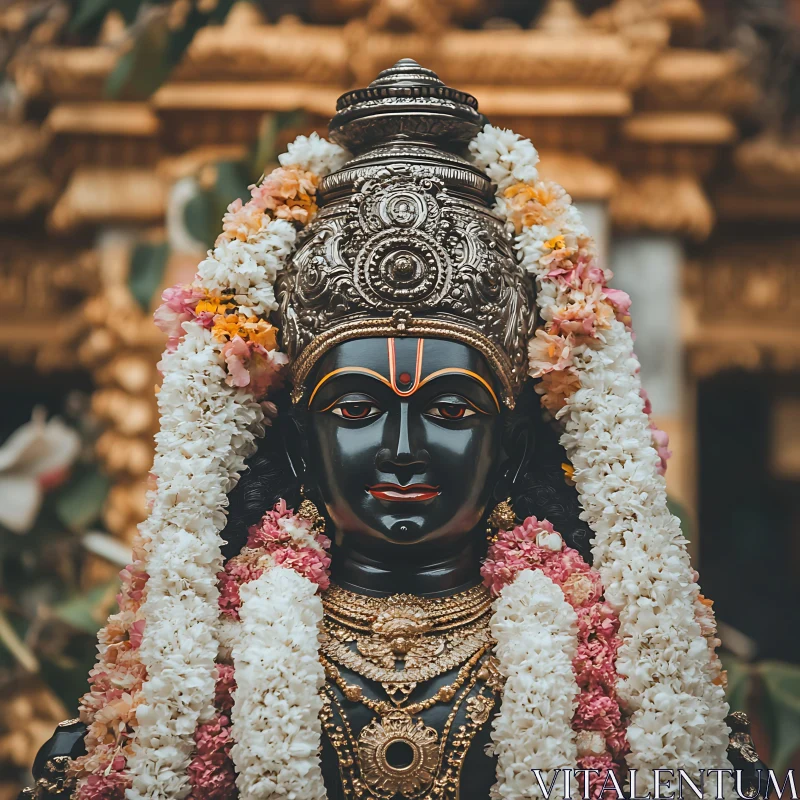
[{"xmin": 319, "ymin": 584, "xmax": 503, "ymax": 799}]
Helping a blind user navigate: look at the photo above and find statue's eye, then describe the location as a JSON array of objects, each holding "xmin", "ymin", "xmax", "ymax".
[
  {"xmin": 331, "ymin": 402, "xmax": 381, "ymax": 420},
  {"xmin": 426, "ymin": 402, "xmax": 476, "ymax": 420}
]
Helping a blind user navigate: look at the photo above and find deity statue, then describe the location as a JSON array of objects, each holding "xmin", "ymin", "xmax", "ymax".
[{"xmin": 24, "ymin": 60, "xmax": 766, "ymax": 800}]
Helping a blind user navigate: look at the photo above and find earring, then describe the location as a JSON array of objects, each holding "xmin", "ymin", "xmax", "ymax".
[
  {"xmin": 486, "ymin": 498, "xmax": 516, "ymax": 544},
  {"xmin": 298, "ymin": 486, "xmax": 326, "ymax": 535}
]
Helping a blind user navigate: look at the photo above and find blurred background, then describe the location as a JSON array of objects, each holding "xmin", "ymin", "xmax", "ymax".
[{"xmin": 1, "ymin": 0, "xmax": 799, "ymax": 795}]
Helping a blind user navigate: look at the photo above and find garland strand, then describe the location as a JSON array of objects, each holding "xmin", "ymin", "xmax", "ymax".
[
  {"xmin": 70, "ymin": 134, "xmax": 348, "ymax": 799},
  {"xmin": 488, "ymin": 568, "xmax": 579, "ymax": 797},
  {"xmin": 469, "ymin": 124, "xmax": 730, "ymax": 789},
  {"xmin": 483, "ymin": 516, "xmax": 628, "ymax": 798}
]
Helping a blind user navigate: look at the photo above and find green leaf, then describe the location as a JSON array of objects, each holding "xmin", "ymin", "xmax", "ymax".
[
  {"xmin": 52, "ymin": 581, "xmax": 118, "ymax": 635},
  {"xmin": 128, "ymin": 240, "xmax": 169, "ymax": 312},
  {"xmin": 214, "ymin": 161, "xmax": 249, "ymax": 206},
  {"xmin": 105, "ymin": 12, "xmax": 170, "ymax": 99},
  {"xmin": 721, "ymin": 651, "xmax": 752, "ymax": 714},
  {"xmin": 251, "ymin": 110, "xmax": 307, "ymax": 176},
  {"xmin": 183, "ymin": 191, "xmax": 216, "ymax": 250},
  {"xmin": 54, "ymin": 465, "xmax": 110, "ymax": 533},
  {"xmin": 112, "ymin": 0, "xmax": 144, "ymax": 25},
  {"xmin": 104, "ymin": 1, "xmax": 237, "ymax": 99},
  {"xmin": 759, "ymin": 660, "xmax": 800, "ymax": 775},
  {"xmin": 69, "ymin": 0, "xmax": 114, "ymax": 31}
]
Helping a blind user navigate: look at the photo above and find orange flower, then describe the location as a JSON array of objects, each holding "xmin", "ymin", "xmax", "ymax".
[
  {"xmin": 212, "ymin": 314, "xmax": 278, "ymax": 350},
  {"xmin": 241, "ymin": 317, "xmax": 278, "ymax": 350},
  {"xmin": 212, "ymin": 314, "xmax": 246, "ymax": 342},
  {"xmin": 195, "ymin": 295, "xmax": 233, "ymax": 317},
  {"xmin": 528, "ymin": 329, "xmax": 574, "ymax": 377},
  {"xmin": 251, "ymin": 167, "xmax": 320, "ymax": 225}
]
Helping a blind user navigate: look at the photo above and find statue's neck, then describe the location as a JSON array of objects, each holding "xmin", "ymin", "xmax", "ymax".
[{"xmin": 330, "ymin": 531, "xmax": 485, "ymax": 597}]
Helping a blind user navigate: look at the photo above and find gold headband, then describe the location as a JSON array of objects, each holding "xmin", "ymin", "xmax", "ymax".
[{"xmin": 289, "ymin": 312, "xmax": 517, "ymax": 409}]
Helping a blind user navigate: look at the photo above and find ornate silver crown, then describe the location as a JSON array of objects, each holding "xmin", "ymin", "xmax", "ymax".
[{"xmin": 278, "ymin": 59, "xmax": 536, "ymax": 407}]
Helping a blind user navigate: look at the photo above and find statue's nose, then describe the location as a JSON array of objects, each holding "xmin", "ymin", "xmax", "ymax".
[{"xmin": 375, "ymin": 404, "xmax": 430, "ymax": 476}]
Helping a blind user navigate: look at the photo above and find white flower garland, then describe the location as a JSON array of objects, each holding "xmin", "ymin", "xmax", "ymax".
[
  {"xmin": 127, "ymin": 133, "xmax": 347, "ymax": 799},
  {"xmin": 230, "ymin": 567, "xmax": 326, "ymax": 800},
  {"xmin": 470, "ymin": 124, "xmax": 731, "ymax": 788},
  {"xmin": 127, "ymin": 325, "xmax": 265, "ymax": 800},
  {"xmin": 489, "ymin": 569, "xmax": 579, "ymax": 799}
]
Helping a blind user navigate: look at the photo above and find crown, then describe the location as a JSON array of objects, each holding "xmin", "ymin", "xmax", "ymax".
[{"xmin": 278, "ymin": 60, "xmax": 536, "ymax": 408}]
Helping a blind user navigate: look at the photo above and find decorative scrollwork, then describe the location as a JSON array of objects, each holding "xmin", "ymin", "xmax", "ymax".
[
  {"xmin": 280, "ymin": 165, "xmax": 535, "ymax": 405},
  {"xmin": 277, "ymin": 60, "xmax": 536, "ymax": 407}
]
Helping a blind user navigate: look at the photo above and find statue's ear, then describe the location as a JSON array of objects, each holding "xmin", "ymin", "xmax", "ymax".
[
  {"xmin": 277, "ymin": 411, "xmax": 308, "ymax": 484},
  {"xmin": 493, "ymin": 416, "xmax": 534, "ymax": 504}
]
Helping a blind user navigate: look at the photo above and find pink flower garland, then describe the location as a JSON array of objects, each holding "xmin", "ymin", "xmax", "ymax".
[
  {"xmin": 481, "ymin": 516, "xmax": 630, "ymax": 798},
  {"xmin": 187, "ymin": 664, "xmax": 238, "ymax": 799},
  {"xmin": 218, "ymin": 500, "xmax": 331, "ymax": 622},
  {"xmin": 69, "ymin": 545, "xmax": 150, "ymax": 797}
]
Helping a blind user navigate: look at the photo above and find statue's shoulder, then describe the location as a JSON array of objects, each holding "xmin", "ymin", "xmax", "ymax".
[
  {"xmin": 726, "ymin": 711, "xmax": 770, "ymax": 798},
  {"xmin": 19, "ymin": 719, "xmax": 86, "ymax": 800}
]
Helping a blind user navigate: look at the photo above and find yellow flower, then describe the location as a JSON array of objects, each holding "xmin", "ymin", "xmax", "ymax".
[
  {"xmin": 241, "ymin": 317, "xmax": 278, "ymax": 350},
  {"xmin": 561, "ymin": 462, "xmax": 575, "ymax": 485},
  {"xmin": 212, "ymin": 314, "xmax": 246, "ymax": 341},
  {"xmin": 212, "ymin": 313, "xmax": 278, "ymax": 350},
  {"xmin": 196, "ymin": 295, "xmax": 233, "ymax": 316},
  {"xmin": 546, "ymin": 235, "xmax": 566, "ymax": 251},
  {"xmin": 503, "ymin": 183, "xmax": 538, "ymax": 202}
]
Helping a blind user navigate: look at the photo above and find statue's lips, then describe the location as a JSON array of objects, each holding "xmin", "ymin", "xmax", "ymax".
[{"xmin": 366, "ymin": 483, "xmax": 441, "ymax": 502}]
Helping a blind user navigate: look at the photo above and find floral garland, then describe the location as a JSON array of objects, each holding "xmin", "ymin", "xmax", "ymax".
[
  {"xmin": 469, "ymin": 124, "xmax": 730, "ymax": 788},
  {"xmin": 482, "ymin": 517, "xmax": 628, "ymax": 799},
  {"xmin": 212, "ymin": 502, "xmax": 330, "ymax": 797},
  {"xmin": 187, "ymin": 664, "xmax": 237, "ymax": 800},
  {"xmin": 70, "ymin": 133, "xmax": 347, "ymax": 800},
  {"xmin": 71, "ymin": 123, "xmax": 732, "ymax": 799}
]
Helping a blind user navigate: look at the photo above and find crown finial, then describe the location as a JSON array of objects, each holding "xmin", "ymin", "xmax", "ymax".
[
  {"xmin": 369, "ymin": 59, "xmax": 445, "ymax": 88},
  {"xmin": 329, "ymin": 58, "xmax": 483, "ymax": 152}
]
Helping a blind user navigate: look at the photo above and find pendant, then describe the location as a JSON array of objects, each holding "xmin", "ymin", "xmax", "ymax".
[{"xmin": 357, "ymin": 711, "xmax": 439, "ymax": 798}]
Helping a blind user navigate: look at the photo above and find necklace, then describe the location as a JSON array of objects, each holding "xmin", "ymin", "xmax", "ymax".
[
  {"xmin": 322, "ymin": 583, "xmax": 492, "ymax": 632},
  {"xmin": 321, "ymin": 583, "xmax": 493, "ymax": 704},
  {"xmin": 319, "ymin": 583, "xmax": 503, "ymax": 799}
]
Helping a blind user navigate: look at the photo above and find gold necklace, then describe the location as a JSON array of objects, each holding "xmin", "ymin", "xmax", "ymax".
[
  {"xmin": 322, "ymin": 583, "xmax": 492, "ymax": 632},
  {"xmin": 320, "ymin": 653, "xmax": 504, "ymax": 800},
  {"xmin": 320, "ymin": 644, "xmax": 490, "ymax": 716},
  {"xmin": 321, "ymin": 583, "xmax": 493, "ymax": 704}
]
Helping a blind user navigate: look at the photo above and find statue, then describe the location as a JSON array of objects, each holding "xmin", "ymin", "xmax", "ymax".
[{"xmin": 23, "ymin": 60, "xmax": 766, "ymax": 800}]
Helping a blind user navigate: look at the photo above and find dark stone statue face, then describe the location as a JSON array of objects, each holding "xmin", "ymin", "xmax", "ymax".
[{"xmin": 303, "ymin": 337, "xmax": 506, "ymax": 556}]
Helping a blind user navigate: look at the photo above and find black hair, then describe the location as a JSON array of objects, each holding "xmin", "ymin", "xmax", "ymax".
[{"xmin": 220, "ymin": 381, "xmax": 594, "ymax": 564}]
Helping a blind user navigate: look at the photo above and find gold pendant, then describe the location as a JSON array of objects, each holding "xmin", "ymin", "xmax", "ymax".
[{"xmin": 358, "ymin": 711, "xmax": 439, "ymax": 798}]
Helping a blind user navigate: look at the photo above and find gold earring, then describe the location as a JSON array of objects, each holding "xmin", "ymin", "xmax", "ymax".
[
  {"xmin": 486, "ymin": 498, "xmax": 516, "ymax": 544},
  {"xmin": 298, "ymin": 486, "xmax": 326, "ymax": 535}
]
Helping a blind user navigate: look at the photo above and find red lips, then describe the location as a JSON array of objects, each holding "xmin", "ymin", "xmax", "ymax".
[{"xmin": 367, "ymin": 483, "xmax": 441, "ymax": 502}]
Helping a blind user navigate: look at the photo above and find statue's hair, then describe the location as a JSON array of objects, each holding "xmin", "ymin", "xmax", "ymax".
[{"xmin": 221, "ymin": 383, "xmax": 594, "ymax": 564}]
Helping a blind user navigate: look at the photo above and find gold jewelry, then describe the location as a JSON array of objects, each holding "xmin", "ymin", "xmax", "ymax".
[
  {"xmin": 320, "ymin": 643, "xmax": 489, "ymax": 716},
  {"xmin": 358, "ymin": 711, "xmax": 439, "ymax": 798},
  {"xmin": 298, "ymin": 486, "xmax": 326, "ymax": 535},
  {"xmin": 486, "ymin": 497, "xmax": 516, "ymax": 543},
  {"xmin": 321, "ymin": 583, "xmax": 492, "ymax": 704},
  {"xmin": 319, "ymin": 651, "xmax": 502, "ymax": 800},
  {"xmin": 322, "ymin": 583, "xmax": 491, "ymax": 632},
  {"xmin": 319, "ymin": 582, "xmax": 502, "ymax": 797}
]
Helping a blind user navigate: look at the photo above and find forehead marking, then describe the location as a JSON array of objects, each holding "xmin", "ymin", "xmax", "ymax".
[
  {"xmin": 388, "ymin": 338, "xmax": 424, "ymax": 397},
  {"xmin": 307, "ymin": 339, "xmax": 500, "ymax": 411}
]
